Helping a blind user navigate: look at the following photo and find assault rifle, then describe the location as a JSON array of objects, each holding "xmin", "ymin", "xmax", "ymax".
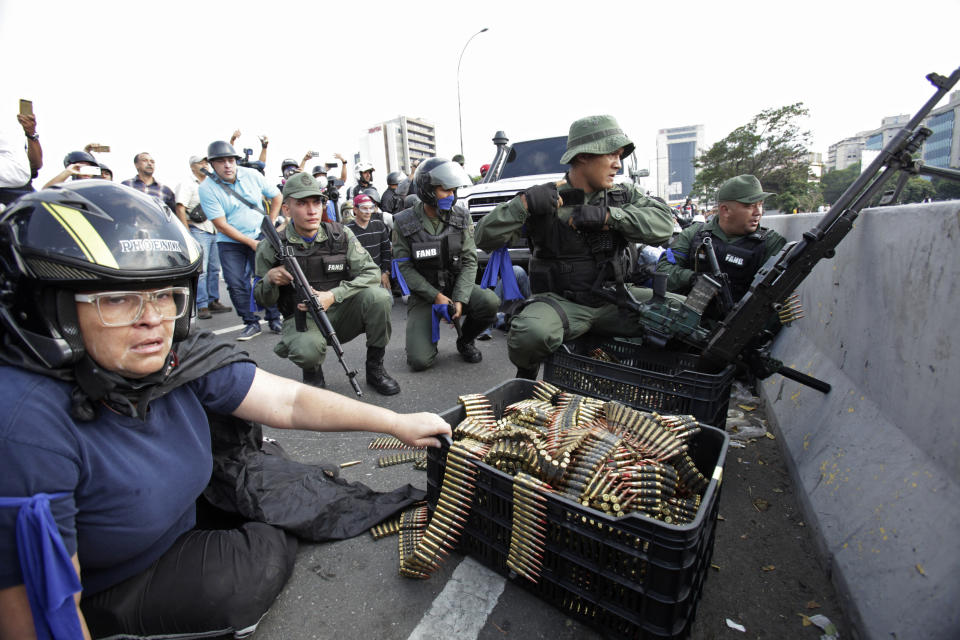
[
  {"xmin": 607, "ymin": 67, "xmax": 960, "ymax": 393},
  {"xmin": 199, "ymin": 167, "xmax": 363, "ymax": 395},
  {"xmin": 260, "ymin": 216, "xmax": 363, "ymax": 396}
]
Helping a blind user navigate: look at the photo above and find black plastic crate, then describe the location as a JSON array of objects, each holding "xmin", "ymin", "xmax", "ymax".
[
  {"xmin": 428, "ymin": 379, "xmax": 729, "ymax": 640},
  {"xmin": 543, "ymin": 337, "xmax": 735, "ymax": 429}
]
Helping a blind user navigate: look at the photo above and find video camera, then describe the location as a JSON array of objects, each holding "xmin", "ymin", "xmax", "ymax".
[
  {"xmin": 239, "ymin": 148, "xmax": 265, "ymax": 175},
  {"xmin": 324, "ymin": 180, "xmax": 340, "ymax": 204}
]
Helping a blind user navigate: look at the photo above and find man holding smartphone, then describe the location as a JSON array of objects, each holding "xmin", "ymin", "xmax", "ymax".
[
  {"xmin": 122, "ymin": 152, "xmax": 177, "ymax": 213},
  {"xmin": 0, "ymin": 101, "xmax": 43, "ymax": 206},
  {"xmin": 41, "ymin": 150, "xmax": 102, "ymax": 188}
]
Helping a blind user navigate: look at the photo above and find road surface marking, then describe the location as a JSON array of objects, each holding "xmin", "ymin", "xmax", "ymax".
[{"xmin": 407, "ymin": 557, "xmax": 505, "ymax": 639}]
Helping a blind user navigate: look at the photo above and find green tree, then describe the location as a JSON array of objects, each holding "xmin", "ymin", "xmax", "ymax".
[
  {"xmin": 900, "ymin": 177, "xmax": 937, "ymax": 203},
  {"xmin": 820, "ymin": 162, "xmax": 860, "ymax": 206},
  {"xmin": 692, "ymin": 103, "xmax": 815, "ymax": 211},
  {"xmin": 933, "ymin": 176, "xmax": 960, "ymax": 201}
]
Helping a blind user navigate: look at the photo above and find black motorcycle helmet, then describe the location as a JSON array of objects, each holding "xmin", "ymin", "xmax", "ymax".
[
  {"xmin": 206, "ymin": 140, "xmax": 242, "ymax": 161},
  {"xmin": 0, "ymin": 181, "xmax": 202, "ymax": 368},
  {"xmin": 361, "ymin": 186, "xmax": 381, "ymax": 206},
  {"xmin": 386, "ymin": 171, "xmax": 403, "ymax": 187},
  {"xmin": 413, "ymin": 158, "xmax": 472, "ymax": 208},
  {"xmin": 62, "ymin": 150, "xmax": 98, "ymax": 168}
]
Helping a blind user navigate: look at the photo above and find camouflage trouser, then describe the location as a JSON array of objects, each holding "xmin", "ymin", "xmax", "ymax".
[
  {"xmin": 274, "ymin": 286, "xmax": 392, "ymax": 370},
  {"xmin": 404, "ymin": 284, "xmax": 499, "ymax": 371},
  {"xmin": 506, "ymin": 288, "xmax": 682, "ymax": 370}
]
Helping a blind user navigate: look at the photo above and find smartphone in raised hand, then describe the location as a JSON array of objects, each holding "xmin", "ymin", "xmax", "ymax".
[{"xmin": 19, "ymin": 99, "xmax": 33, "ymax": 116}]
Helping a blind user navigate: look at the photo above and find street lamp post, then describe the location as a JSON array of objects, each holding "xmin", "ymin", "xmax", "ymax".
[{"xmin": 457, "ymin": 27, "xmax": 488, "ymax": 158}]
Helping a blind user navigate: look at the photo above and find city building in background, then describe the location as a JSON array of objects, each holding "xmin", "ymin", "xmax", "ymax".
[
  {"xmin": 826, "ymin": 90, "xmax": 960, "ymax": 172},
  {"xmin": 806, "ymin": 152, "xmax": 825, "ymax": 182},
  {"xmin": 656, "ymin": 124, "xmax": 704, "ymax": 204},
  {"xmin": 356, "ymin": 116, "xmax": 437, "ymax": 185}
]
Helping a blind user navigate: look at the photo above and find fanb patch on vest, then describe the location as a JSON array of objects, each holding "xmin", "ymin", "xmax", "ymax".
[
  {"xmin": 724, "ymin": 253, "xmax": 745, "ymax": 266},
  {"xmin": 415, "ymin": 247, "xmax": 439, "ymax": 260}
]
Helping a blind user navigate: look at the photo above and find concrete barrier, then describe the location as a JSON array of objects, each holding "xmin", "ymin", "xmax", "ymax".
[{"xmin": 760, "ymin": 203, "xmax": 960, "ymax": 640}]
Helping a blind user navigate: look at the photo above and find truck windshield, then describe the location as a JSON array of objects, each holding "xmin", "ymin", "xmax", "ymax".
[{"xmin": 499, "ymin": 136, "xmax": 625, "ymax": 179}]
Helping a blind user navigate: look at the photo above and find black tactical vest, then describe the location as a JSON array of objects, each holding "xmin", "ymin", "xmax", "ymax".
[
  {"xmin": 526, "ymin": 187, "xmax": 628, "ymax": 305},
  {"xmin": 276, "ymin": 222, "xmax": 350, "ymax": 318},
  {"xmin": 691, "ymin": 224, "xmax": 769, "ymax": 301},
  {"xmin": 394, "ymin": 206, "xmax": 468, "ymax": 295}
]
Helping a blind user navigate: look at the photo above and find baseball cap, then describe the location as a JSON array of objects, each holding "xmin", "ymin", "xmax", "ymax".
[
  {"xmin": 282, "ymin": 172, "xmax": 326, "ymax": 200},
  {"xmin": 188, "ymin": 155, "xmax": 205, "ymax": 165}
]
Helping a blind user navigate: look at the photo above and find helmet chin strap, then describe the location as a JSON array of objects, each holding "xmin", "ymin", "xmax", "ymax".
[{"xmin": 70, "ymin": 351, "xmax": 177, "ymax": 421}]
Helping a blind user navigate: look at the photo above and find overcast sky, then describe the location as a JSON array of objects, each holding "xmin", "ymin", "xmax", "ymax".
[{"xmin": 2, "ymin": 0, "xmax": 957, "ymax": 193}]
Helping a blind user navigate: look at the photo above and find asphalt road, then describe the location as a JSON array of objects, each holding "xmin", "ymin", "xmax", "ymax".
[{"xmin": 199, "ymin": 294, "xmax": 850, "ymax": 640}]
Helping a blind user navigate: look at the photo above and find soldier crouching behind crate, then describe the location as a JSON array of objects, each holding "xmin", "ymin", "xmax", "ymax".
[
  {"xmin": 254, "ymin": 173, "xmax": 400, "ymax": 395},
  {"xmin": 475, "ymin": 115, "xmax": 678, "ymax": 379},
  {"xmin": 392, "ymin": 158, "xmax": 499, "ymax": 371}
]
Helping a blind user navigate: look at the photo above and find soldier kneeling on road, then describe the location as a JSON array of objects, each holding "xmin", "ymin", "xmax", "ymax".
[
  {"xmin": 254, "ymin": 173, "xmax": 400, "ymax": 395},
  {"xmin": 475, "ymin": 115, "xmax": 677, "ymax": 379},
  {"xmin": 392, "ymin": 158, "xmax": 499, "ymax": 371}
]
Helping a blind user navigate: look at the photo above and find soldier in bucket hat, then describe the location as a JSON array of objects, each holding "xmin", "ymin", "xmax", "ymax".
[
  {"xmin": 656, "ymin": 174, "xmax": 786, "ymax": 316},
  {"xmin": 475, "ymin": 115, "xmax": 677, "ymax": 379}
]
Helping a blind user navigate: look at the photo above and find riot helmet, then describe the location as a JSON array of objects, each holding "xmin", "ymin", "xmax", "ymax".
[
  {"xmin": 386, "ymin": 171, "xmax": 403, "ymax": 187},
  {"xmin": 361, "ymin": 186, "xmax": 381, "ymax": 205},
  {"xmin": 413, "ymin": 158, "xmax": 472, "ymax": 208},
  {"xmin": 206, "ymin": 140, "xmax": 242, "ymax": 161},
  {"xmin": 0, "ymin": 181, "xmax": 202, "ymax": 368},
  {"xmin": 281, "ymin": 158, "xmax": 300, "ymax": 179},
  {"xmin": 63, "ymin": 150, "xmax": 98, "ymax": 168}
]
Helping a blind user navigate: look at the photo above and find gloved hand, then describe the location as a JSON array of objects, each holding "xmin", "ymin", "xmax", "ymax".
[
  {"xmin": 524, "ymin": 182, "xmax": 559, "ymax": 217},
  {"xmin": 570, "ymin": 204, "xmax": 607, "ymax": 231}
]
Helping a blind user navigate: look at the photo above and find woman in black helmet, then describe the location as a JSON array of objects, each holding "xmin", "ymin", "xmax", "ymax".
[{"xmin": 0, "ymin": 182, "xmax": 450, "ymax": 639}]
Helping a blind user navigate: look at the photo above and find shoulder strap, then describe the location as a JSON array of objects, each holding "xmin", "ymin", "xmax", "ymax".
[
  {"xmin": 202, "ymin": 169, "xmax": 265, "ymax": 214},
  {"xmin": 394, "ymin": 208, "xmax": 422, "ymax": 237}
]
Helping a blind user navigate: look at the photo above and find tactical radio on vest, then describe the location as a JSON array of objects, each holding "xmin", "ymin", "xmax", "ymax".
[{"xmin": 395, "ymin": 207, "xmax": 468, "ymax": 296}]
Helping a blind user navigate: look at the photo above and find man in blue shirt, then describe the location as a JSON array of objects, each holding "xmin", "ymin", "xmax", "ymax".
[{"xmin": 198, "ymin": 140, "xmax": 284, "ymax": 340}]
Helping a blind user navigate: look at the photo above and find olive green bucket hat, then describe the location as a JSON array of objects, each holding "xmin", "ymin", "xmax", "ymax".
[
  {"xmin": 717, "ymin": 174, "xmax": 775, "ymax": 203},
  {"xmin": 560, "ymin": 115, "xmax": 635, "ymax": 164}
]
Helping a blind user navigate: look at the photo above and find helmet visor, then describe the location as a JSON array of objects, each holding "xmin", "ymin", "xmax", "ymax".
[{"xmin": 428, "ymin": 162, "xmax": 472, "ymax": 190}]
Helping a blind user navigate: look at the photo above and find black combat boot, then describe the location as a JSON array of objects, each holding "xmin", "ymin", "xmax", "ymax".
[
  {"xmin": 456, "ymin": 338, "xmax": 482, "ymax": 363},
  {"xmin": 366, "ymin": 347, "xmax": 401, "ymax": 395},
  {"xmin": 302, "ymin": 366, "xmax": 325, "ymax": 388},
  {"xmin": 515, "ymin": 364, "xmax": 540, "ymax": 380}
]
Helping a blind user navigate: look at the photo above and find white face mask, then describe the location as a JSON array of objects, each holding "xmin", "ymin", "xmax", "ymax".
[{"xmin": 316, "ymin": 176, "xmax": 328, "ymax": 189}]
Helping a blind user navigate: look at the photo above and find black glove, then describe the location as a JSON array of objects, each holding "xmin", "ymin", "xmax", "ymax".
[
  {"xmin": 524, "ymin": 182, "xmax": 559, "ymax": 217},
  {"xmin": 570, "ymin": 204, "xmax": 607, "ymax": 231}
]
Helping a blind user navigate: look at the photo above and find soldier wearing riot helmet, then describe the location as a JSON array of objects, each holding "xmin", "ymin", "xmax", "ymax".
[
  {"xmin": 254, "ymin": 173, "xmax": 400, "ymax": 395},
  {"xmin": 381, "ymin": 171, "xmax": 405, "ymax": 214},
  {"xmin": 475, "ymin": 115, "xmax": 677, "ymax": 378},
  {"xmin": 392, "ymin": 157, "xmax": 499, "ymax": 370},
  {"xmin": 656, "ymin": 174, "xmax": 786, "ymax": 314},
  {"xmin": 0, "ymin": 180, "xmax": 449, "ymax": 638}
]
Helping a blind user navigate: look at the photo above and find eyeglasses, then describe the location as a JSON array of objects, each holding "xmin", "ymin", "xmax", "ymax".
[
  {"xmin": 74, "ymin": 287, "xmax": 190, "ymax": 327},
  {"xmin": 357, "ymin": 204, "xmax": 376, "ymax": 213}
]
